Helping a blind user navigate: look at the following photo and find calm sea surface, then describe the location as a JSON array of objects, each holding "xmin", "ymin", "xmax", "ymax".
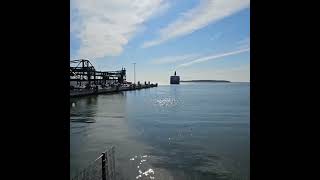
[{"xmin": 70, "ymin": 82, "xmax": 250, "ymax": 180}]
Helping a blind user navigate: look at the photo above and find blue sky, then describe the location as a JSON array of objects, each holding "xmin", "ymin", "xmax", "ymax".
[{"xmin": 70, "ymin": 0, "xmax": 250, "ymax": 84}]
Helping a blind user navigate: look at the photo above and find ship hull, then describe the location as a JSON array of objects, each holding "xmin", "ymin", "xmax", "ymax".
[{"xmin": 170, "ymin": 76, "xmax": 180, "ymax": 84}]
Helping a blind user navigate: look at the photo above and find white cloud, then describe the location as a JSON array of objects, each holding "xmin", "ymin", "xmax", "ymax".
[
  {"xmin": 177, "ymin": 47, "xmax": 250, "ymax": 68},
  {"xmin": 142, "ymin": 0, "xmax": 250, "ymax": 48},
  {"xmin": 71, "ymin": 0, "xmax": 169, "ymax": 59},
  {"xmin": 150, "ymin": 54, "xmax": 200, "ymax": 65}
]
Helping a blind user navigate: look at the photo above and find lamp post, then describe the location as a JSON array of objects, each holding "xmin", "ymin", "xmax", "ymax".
[{"xmin": 133, "ymin": 62, "xmax": 136, "ymax": 84}]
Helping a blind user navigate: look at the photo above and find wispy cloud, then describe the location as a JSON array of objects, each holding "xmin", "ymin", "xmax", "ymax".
[
  {"xmin": 142, "ymin": 0, "xmax": 250, "ymax": 48},
  {"xmin": 235, "ymin": 37, "xmax": 250, "ymax": 49},
  {"xmin": 236, "ymin": 37, "xmax": 250, "ymax": 45},
  {"xmin": 177, "ymin": 47, "xmax": 250, "ymax": 68},
  {"xmin": 71, "ymin": 0, "xmax": 170, "ymax": 59},
  {"xmin": 210, "ymin": 32, "xmax": 223, "ymax": 41},
  {"xmin": 150, "ymin": 54, "xmax": 200, "ymax": 65}
]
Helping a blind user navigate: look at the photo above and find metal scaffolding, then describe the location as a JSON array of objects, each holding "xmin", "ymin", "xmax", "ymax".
[{"xmin": 70, "ymin": 59, "xmax": 126, "ymax": 88}]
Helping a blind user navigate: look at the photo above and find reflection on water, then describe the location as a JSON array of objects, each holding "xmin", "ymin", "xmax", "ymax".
[
  {"xmin": 70, "ymin": 83, "xmax": 250, "ymax": 180},
  {"xmin": 129, "ymin": 155, "xmax": 155, "ymax": 179},
  {"xmin": 155, "ymin": 97, "xmax": 178, "ymax": 107}
]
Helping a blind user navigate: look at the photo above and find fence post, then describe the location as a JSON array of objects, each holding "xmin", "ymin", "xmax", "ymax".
[
  {"xmin": 102, "ymin": 153, "xmax": 107, "ymax": 180},
  {"xmin": 112, "ymin": 146, "xmax": 116, "ymax": 180}
]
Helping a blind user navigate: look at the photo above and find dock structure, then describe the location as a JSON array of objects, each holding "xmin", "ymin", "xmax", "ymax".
[{"xmin": 70, "ymin": 59, "xmax": 157, "ymax": 98}]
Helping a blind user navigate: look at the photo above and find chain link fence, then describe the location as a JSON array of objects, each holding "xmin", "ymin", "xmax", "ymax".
[{"xmin": 72, "ymin": 146, "xmax": 116, "ymax": 180}]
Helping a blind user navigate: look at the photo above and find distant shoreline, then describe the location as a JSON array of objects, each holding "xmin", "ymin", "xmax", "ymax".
[{"xmin": 180, "ymin": 80, "xmax": 231, "ymax": 83}]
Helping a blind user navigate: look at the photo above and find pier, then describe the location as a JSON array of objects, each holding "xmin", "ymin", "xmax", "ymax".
[
  {"xmin": 70, "ymin": 84, "xmax": 158, "ymax": 98},
  {"xmin": 70, "ymin": 59, "xmax": 157, "ymax": 98}
]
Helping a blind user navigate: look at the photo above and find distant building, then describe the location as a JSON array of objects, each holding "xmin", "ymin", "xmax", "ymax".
[{"xmin": 170, "ymin": 71, "xmax": 180, "ymax": 84}]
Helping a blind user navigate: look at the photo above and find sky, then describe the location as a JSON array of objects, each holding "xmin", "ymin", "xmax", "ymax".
[{"xmin": 70, "ymin": 0, "xmax": 250, "ymax": 84}]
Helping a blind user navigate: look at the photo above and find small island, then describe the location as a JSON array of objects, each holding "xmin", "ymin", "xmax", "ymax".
[{"xmin": 180, "ymin": 80, "xmax": 231, "ymax": 83}]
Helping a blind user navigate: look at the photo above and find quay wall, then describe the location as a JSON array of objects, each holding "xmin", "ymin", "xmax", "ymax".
[{"xmin": 70, "ymin": 84, "xmax": 157, "ymax": 98}]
